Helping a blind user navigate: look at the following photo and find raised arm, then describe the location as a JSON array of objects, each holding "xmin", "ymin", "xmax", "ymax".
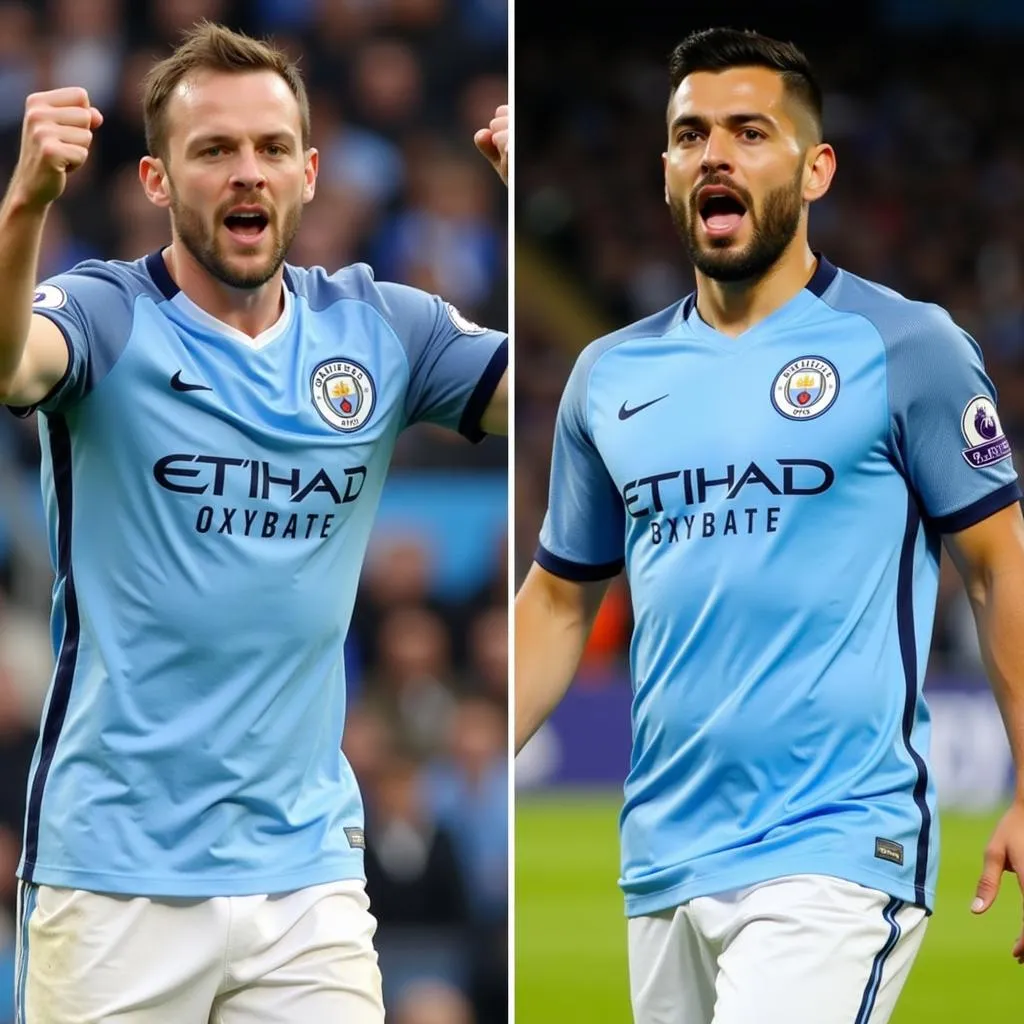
[{"xmin": 0, "ymin": 88, "xmax": 102, "ymax": 407}]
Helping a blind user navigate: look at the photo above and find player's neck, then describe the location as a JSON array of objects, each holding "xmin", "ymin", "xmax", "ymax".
[
  {"xmin": 162, "ymin": 244, "xmax": 285, "ymax": 338},
  {"xmin": 694, "ymin": 244, "xmax": 818, "ymax": 338}
]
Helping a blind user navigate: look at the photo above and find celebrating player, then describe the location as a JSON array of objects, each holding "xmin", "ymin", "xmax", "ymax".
[
  {"xmin": 0, "ymin": 21, "xmax": 507, "ymax": 1024},
  {"xmin": 515, "ymin": 26, "xmax": 1024, "ymax": 1024}
]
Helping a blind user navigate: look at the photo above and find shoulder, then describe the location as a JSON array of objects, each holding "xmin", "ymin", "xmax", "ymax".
[
  {"xmin": 286, "ymin": 261, "xmax": 381, "ymax": 309},
  {"xmin": 286, "ymin": 262, "xmax": 449, "ymax": 335},
  {"xmin": 38, "ymin": 256, "xmax": 158, "ymax": 309},
  {"xmin": 287, "ymin": 261, "xmax": 428, "ymax": 316},
  {"xmin": 567, "ymin": 299, "xmax": 687, "ymax": 396},
  {"xmin": 817, "ymin": 265, "xmax": 969, "ymax": 357}
]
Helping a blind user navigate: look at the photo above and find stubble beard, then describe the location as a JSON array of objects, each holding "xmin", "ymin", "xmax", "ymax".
[
  {"xmin": 168, "ymin": 184, "xmax": 303, "ymax": 290},
  {"xmin": 669, "ymin": 165, "xmax": 805, "ymax": 284}
]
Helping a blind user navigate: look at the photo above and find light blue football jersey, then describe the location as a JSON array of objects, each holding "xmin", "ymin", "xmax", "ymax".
[
  {"xmin": 16, "ymin": 250, "xmax": 506, "ymax": 897},
  {"xmin": 538, "ymin": 257, "xmax": 1019, "ymax": 916}
]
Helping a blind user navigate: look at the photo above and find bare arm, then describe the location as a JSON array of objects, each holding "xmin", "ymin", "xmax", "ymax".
[
  {"xmin": 946, "ymin": 502, "xmax": 1024, "ymax": 797},
  {"xmin": 0, "ymin": 88, "xmax": 102, "ymax": 406},
  {"xmin": 474, "ymin": 101, "xmax": 507, "ymax": 435},
  {"xmin": 514, "ymin": 562, "xmax": 611, "ymax": 753},
  {"xmin": 479, "ymin": 368, "xmax": 507, "ymax": 436},
  {"xmin": 0, "ymin": 203, "xmax": 72, "ymax": 407},
  {"xmin": 944, "ymin": 500, "xmax": 1024, "ymax": 959}
]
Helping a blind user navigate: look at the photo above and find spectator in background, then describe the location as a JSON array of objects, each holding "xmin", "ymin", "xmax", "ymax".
[
  {"xmin": 0, "ymin": 2, "xmax": 507, "ymax": 1021},
  {"xmin": 363, "ymin": 752, "xmax": 468, "ymax": 931},
  {"xmin": 369, "ymin": 606, "xmax": 460, "ymax": 760},
  {"xmin": 426, "ymin": 697, "xmax": 507, "ymax": 1024}
]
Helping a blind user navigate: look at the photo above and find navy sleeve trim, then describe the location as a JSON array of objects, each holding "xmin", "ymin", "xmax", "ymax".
[
  {"xmin": 458, "ymin": 337, "xmax": 507, "ymax": 443},
  {"xmin": 7, "ymin": 316, "xmax": 75, "ymax": 419},
  {"xmin": 535, "ymin": 544, "xmax": 624, "ymax": 582},
  {"xmin": 930, "ymin": 480, "xmax": 1023, "ymax": 534}
]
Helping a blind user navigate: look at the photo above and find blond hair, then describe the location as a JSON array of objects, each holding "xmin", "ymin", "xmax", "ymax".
[{"xmin": 142, "ymin": 20, "xmax": 310, "ymax": 160}]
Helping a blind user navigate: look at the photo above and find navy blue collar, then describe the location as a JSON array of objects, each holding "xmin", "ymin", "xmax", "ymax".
[
  {"xmin": 144, "ymin": 248, "xmax": 297, "ymax": 301},
  {"xmin": 680, "ymin": 252, "xmax": 837, "ymax": 321},
  {"xmin": 145, "ymin": 249, "xmax": 178, "ymax": 300}
]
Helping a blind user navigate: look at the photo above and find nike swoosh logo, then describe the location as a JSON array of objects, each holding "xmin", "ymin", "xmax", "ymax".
[
  {"xmin": 170, "ymin": 371, "xmax": 212, "ymax": 393},
  {"xmin": 618, "ymin": 394, "xmax": 669, "ymax": 420}
]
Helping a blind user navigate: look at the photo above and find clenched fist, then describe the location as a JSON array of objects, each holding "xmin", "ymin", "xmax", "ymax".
[
  {"xmin": 474, "ymin": 104, "xmax": 509, "ymax": 187},
  {"xmin": 10, "ymin": 88, "xmax": 103, "ymax": 211}
]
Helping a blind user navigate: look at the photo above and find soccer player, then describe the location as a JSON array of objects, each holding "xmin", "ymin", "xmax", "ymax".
[
  {"xmin": 515, "ymin": 27, "xmax": 1024, "ymax": 1024},
  {"xmin": 0, "ymin": 22, "xmax": 507, "ymax": 1024}
]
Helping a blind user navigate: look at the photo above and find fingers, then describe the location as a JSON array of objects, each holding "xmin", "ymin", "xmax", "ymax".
[
  {"xmin": 26, "ymin": 89, "xmax": 97, "ymax": 126},
  {"xmin": 483, "ymin": 104, "xmax": 509, "ymax": 147},
  {"xmin": 45, "ymin": 126, "xmax": 94, "ymax": 150},
  {"xmin": 1014, "ymin": 929, "xmax": 1024, "ymax": 964},
  {"xmin": 25, "ymin": 104, "xmax": 94, "ymax": 135},
  {"xmin": 25, "ymin": 118, "xmax": 94, "ymax": 171},
  {"xmin": 47, "ymin": 145, "xmax": 91, "ymax": 174},
  {"xmin": 29, "ymin": 86, "xmax": 92, "ymax": 109},
  {"xmin": 14, "ymin": 87, "xmax": 100, "ymax": 208},
  {"xmin": 476, "ymin": 104, "xmax": 509, "ymax": 184},
  {"xmin": 973, "ymin": 843, "xmax": 1006, "ymax": 914},
  {"xmin": 474, "ymin": 128, "xmax": 499, "ymax": 163},
  {"xmin": 489, "ymin": 112, "xmax": 509, "ymax": 139}
]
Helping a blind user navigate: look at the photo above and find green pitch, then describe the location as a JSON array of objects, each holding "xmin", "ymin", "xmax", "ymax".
[{"xmin": 516, "ymin": 793, "xmax": 1021, "ymax": 1022}]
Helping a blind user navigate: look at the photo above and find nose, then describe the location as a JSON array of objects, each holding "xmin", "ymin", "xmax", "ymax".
[
  {"xmin": 229, "ymin": 147, "xmax": 266, "ymax": 191},
  {"xmin": 700, "ymin": 127, "xmax": 734, "ymax": 177}
]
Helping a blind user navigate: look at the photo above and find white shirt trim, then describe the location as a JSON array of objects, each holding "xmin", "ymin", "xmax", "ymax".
[{"xmin": 169, "ymin": 283, "xmax": 294, "ymax": 351}]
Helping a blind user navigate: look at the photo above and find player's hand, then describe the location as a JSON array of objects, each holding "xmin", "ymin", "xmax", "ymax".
[
  {"xmin": 8, "ymin": 88, "xmax": 102, "ymax": 212},
  {"xmin": 972, "ymin": 800, "xmax": 1024, "ymax": 962},
  {"xmin": 474, "ymin": 104, "xmax": 508, "ymax": 187}
]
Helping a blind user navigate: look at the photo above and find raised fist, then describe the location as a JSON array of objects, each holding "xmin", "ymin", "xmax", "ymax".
[{"xmin": 10, "ymin": 88, "xmax": 103, "ymax": 211}]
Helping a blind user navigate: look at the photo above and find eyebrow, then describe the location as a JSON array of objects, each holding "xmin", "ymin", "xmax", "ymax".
[
  {"xmin": 188, "ymin": 130, "xmax": 296, "ymax": 149},
  {"xmin": 669, "ymin": 112, "xmax": 777, "ymax": 134}
]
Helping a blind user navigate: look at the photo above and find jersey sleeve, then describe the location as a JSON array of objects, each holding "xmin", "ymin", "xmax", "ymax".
[
  {"xmin": 13, "ymin": 262, "xmax": 136, "ymax": 417},
  {"xmin": 887, "ymin": 307, "xmax": 1021, "ymax": 533},
  {"xmin": 377, "ymin": 282, "xmax": 507, "ymax": 442},
  {"xmin": 535, "ymin": 349, "xmax": 625, "ymax": 580}
]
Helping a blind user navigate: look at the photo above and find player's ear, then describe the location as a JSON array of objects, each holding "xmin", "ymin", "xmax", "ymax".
[
  {"xmin": 139, "ymin": 155, "xmax": 172, "ymax": 210},
  {"xmin": 302, "ymin": 147, "xmax": 318, "ymax": 204},
  {"xmin": 803, "ymin": 142, "xmax": 836, "ymax": 204},
  {"xmin": 662, "ymin": 151, "xmax": 669, "ymax": 205}
]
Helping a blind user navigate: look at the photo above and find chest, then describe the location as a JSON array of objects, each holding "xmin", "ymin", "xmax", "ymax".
[
  {"xmin": 93, "ymin": 301, "xmax": 405, "ymax": 453},
  {"xmin": 66, "ymin": 302, "xmax": 410, "ymax": 523},
  {"xmin": 589, "ymin": 325, "xmax": 891, "ymax": 506}
]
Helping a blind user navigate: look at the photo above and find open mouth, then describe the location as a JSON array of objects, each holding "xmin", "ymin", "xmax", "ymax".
[
  {"xmin": 698, "ymin": 189, "xmax": 747, "ymax": 237},
  {"xmin": 223, "ymin": 209, "xmax": 270, "ymax": 243}
]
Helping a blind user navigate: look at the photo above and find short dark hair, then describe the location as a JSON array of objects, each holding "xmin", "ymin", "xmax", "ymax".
[
  {"xmin": 668, "ymin": 28, "xmax": 823, "ymax": 141},
  {"xmin": 142, "ymin": 20, "xmax": 310, "ymax": 161}
]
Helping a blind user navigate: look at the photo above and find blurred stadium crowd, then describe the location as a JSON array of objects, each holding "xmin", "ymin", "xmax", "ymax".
[
  {"xmin": 0, "ymin": 1, "xmax": 507, "ymax": 1022},
  {"xmin": 515, "ymin": 3, "xmax": 1024, "ymax": 691}
]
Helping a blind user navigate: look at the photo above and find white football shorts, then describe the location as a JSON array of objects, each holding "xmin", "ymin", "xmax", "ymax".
[
  {"xmin": 15, "ymin": 878, "xmax": 384, "ymax": 1024},
  {"xmin": 628, "ymin": 873, "xmax": 928, "ymax": 1024}
]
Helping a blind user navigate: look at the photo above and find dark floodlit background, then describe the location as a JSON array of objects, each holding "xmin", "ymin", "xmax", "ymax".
[
  {"xmin": 0, "ymin": 2, "xmax": 508, "ymax": 1023},
  {"xmin": 515, "ymin": 2, "xmax": 1024, "ymax": 1021}
]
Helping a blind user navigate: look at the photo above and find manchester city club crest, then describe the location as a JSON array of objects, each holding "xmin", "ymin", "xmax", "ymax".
[
  {"xmin": 960, "ymin": 395, "xmax": 1012, "ymax": 468},
  {"xmin": 771, "ymin": 356, "xmax": 840, "ymax": 420},
  {"xmin": 311, "ymin": 358, "xmax": 376, "ymax": 432}
]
